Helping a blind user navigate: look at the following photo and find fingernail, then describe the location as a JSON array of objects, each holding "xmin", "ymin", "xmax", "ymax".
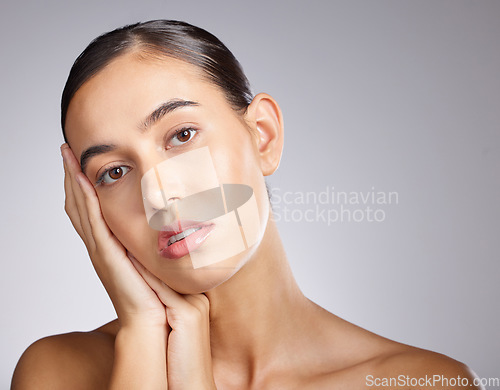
[{"xmin": 61, "ymin": 145, "xmax": 70, "ymax": 163}]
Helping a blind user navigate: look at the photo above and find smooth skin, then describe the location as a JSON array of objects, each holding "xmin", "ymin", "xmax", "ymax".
[{"xmin": 12, "ymin": 52, "xmax": 482, "ymax": 390}]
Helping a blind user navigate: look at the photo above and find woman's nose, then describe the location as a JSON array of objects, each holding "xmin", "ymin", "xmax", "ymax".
[
  {"xmin": 140, "ymin": 167, "xmax": 168, "ymax": 214},
  {"xmin": 142, "ymin": 182, "xmax": 164, "ymax": 210},
  {"xmin": 140, "ymin": 146, "xmax": 218, "ymax": 225},
  {"xmin": 140, "ymin": 161, "xmax": 184, "ymax": 224}
]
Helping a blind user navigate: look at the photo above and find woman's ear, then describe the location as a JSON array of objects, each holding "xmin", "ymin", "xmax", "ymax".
[{"xmin": 245, "ymin": 93, "xmax": 284, "ymax": 176}]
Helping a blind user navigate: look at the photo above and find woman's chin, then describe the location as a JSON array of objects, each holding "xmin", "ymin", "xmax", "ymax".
[
  {"xmin": 157, "ymin": 250, "xmax": 251, "ymax": 294},
  {"xmin": 163, "ymin": 266, "xmax": 238, "ymax": 294}
]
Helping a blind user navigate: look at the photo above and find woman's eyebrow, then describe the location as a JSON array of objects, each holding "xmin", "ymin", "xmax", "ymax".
[
  {"xmin": 140, "ymin": 99, "xmax": 200, "ymax": 131},
  {"xmin": 79, "ymin": 99, "xmax": 200, "ymax": 174},
  {"xmin": 80, "ymin": 144, "xmax": 116, "ymax": 175}
]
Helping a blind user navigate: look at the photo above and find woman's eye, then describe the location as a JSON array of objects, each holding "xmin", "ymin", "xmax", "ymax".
[
  {"xmin": 169, "ymin": 128, "xmax": 197, "ymax": 147},
  {"xmin": 100, "ymin": 166, "xmax": 130, "ymax": 184}
]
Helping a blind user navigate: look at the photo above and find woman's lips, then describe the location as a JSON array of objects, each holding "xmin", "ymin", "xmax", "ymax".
[{"xmin": 158, "ymin": 220, "xmax": 215, "ymax": 260}]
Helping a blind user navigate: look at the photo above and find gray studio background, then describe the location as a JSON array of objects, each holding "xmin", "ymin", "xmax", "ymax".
[{"xmin": 1, "ymin": 0, "xmax": 499, "ymax": 387}]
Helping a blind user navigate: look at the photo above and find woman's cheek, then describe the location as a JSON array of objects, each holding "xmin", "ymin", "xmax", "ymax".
[
  {"xmin": 99, "ymin": 197, "xmax": 123, "ymax": 235},
  {"xmin": 213, "ymin": 137, "xmax": 256, "ymax": 181},
  {"xmin": 98, "ymin": 192, "xmax": 140, "ymax": 246},
  {"xmin": 216, "ymin": 142, "xmax": 269, "ymax": 233}
]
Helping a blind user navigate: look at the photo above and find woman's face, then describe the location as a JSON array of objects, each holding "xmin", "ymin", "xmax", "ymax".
[{"xmin": 65, "ymin": 52, "xmax": 271, "ymax": 293}]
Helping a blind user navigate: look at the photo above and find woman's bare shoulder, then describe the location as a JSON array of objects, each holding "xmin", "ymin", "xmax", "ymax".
[
  {"xmin": 311, "ymin": 328, "xmax": 480, "ymax": 389},
  {"xmin": 306, "ymin": 348, "xmax": 480, "ymax": 390},
  {"xmin": 300, "ymin": 310, "xmax": 480, "ymax": 389},
  {"xmin": 11, "ymin": 319, "xmax": 118, "ymax": 390}
]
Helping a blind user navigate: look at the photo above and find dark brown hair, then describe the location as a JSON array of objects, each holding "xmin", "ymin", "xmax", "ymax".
[{"xmin": 61, "ymin": 20, "xmax": 253, "ymax": 141}]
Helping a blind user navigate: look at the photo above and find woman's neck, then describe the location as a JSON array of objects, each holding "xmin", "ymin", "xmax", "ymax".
[{"xmin": 205, "ymin": 217, "xmax": 312, "ymax": 379}]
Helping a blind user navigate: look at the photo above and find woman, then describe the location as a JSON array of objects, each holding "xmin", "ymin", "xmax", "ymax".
[{"xmin": 12, "ymin": 20, "xmax": 481, "ymax": 389}]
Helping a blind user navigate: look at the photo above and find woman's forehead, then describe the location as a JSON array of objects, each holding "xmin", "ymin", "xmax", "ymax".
[
  {"xmin": 68, "ymin": 53, "xmax": 213, "ymax": 117},
  {"xmin": 64, "ymin": 53, "xmax": 228, "ymax": 151}
]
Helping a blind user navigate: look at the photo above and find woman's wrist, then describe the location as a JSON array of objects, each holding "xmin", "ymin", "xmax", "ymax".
[
  {"xmin": 117, "ymin": 322, "xmax": 168, "ymax": 337},
  {"xmin": 115, "ymin": 322, "xmax": 168, "ymax": 354},
  {"xmin": 118, "ymin": 314, "xmax": 168, "ymax": 331},
  {"xmin": 110, "ymin": 324, "xmax": 168, "ymax": 389}
]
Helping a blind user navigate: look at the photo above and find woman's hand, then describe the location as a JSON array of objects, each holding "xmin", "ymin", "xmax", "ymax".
[
  {"xmin": 132, "ymin": 259, "xmax": 216, "ymax": 389},
  {"xmin": 61, "ymin": 143, "xmax": 216, "ymax": 389},
  {"xmin": 62, "ymin": 143, "xmax": 166, "ymax": 329}
]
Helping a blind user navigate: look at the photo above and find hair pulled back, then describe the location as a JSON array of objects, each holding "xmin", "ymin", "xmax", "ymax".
[{"xmin": 61, "ymin": 20, "xmax": 253, "ymax": 141}]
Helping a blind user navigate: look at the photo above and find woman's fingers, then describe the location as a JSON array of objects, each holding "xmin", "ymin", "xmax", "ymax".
[
  {"xmin": 74, "ymin": 170, "xmax": 114, "ymax": 244},
  {"xmin": 129, "ymin": 256, "xmax": 185, "ymax": 307},
  {"xmin": 64, "ymin": 145, "xmax": 126, "ymax": 268},
  {"xmin": 63, "ymin": 158, "xmax": 84, "ymax": 238},
  {"xmin": 130, "ymin": 255, "xmax": 210, "ymax": 328},
  {"xmin": 61, "ymin": 144, "xmax": 97, "ymax": 251}
]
